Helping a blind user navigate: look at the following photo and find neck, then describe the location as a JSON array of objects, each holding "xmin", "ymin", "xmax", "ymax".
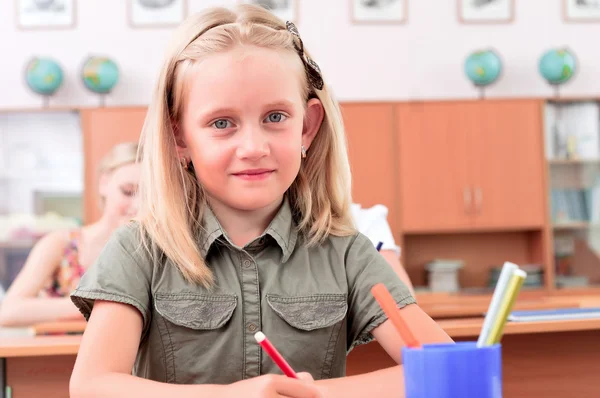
[
  {"xmin": 207, "ymin": 197, "xmax": 283, "ymax": 247},
  {"xmin": 83, "ymin": 214, "xmax": 122, "ymax": 245}
]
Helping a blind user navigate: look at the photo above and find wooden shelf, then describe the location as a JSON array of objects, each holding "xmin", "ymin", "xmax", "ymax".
[
  {"xmin": 549, "ymin": 159, "xmax": 600, "ymax": 165},
  {"xmin": 553, "ymin": 222, "xmax": 590, "ymax": 230}
]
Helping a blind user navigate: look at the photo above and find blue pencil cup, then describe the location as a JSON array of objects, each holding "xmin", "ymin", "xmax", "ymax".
[{"xmin": 402, "ymin": 342, "xmax": 502, "ymax": 398}]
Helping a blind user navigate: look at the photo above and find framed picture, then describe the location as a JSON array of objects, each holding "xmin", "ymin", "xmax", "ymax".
[
  {"xmin": 239, "ymin": 0, "xmax": 298, "ymax": 23},
  {"xmin": 128, "ymin": 0, "xmax": 187, "ymax": 28},
  {"xmin": 564, "ymin": 0, "xmax": 600, "ymax": 23},
  {"xmin": 458, "ymin": 0, "xmax": 514, "ymax": 24},
  {"xmin": 351, "ymin": 0, "xmax": 407, "ymax": 24},
  {"xmin": 16, "ymin": 0, "xmax": 76, "ymax": 29}
]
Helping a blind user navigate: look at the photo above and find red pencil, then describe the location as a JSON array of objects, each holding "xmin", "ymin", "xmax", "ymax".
[{"xmin": 254, "ymin": 331, "xmax": 298, "ymax": 379}]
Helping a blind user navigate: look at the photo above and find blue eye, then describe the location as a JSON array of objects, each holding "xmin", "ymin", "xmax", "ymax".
[
  {"xmin": 265, "ymin": 112, "xmax": 287, "ymax": 123},
  {"xmin": 213, "ymin": 119, "xmax": 232, "ymax": 129}
]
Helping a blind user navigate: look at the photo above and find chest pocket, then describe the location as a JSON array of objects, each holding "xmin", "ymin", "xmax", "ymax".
[
  {"xmin": 265, "ymin": 293, "xmax": 348, "ymax": 379},
  {"xmin": 154, "ymin": 293, "xmax": 238, "ymax": 384}
]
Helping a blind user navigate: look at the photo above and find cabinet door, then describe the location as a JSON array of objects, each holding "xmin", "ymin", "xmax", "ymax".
[
  {"xmin": 342, "ymin": 103, "xmax": 399, "ymax": 233},
  {"xmin": 81, "ymin": 108, "xmax": 147, "ymax": 224},
  {"xmin": 397, "ymin": 102, "xmax": 473, "ymax": 232},
  {"xmin": 470, "ymin": 100, "xmax": 546, "ymax": 229}
]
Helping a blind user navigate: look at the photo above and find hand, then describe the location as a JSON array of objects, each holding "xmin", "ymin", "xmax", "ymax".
[{"xmin": 223, "ymin": 372, "xmax": 323, "ymax": 398}]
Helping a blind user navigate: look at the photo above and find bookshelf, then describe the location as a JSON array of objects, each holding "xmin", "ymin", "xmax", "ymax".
[{"xmin": 545, "ymin": 99, "xmax": 600, "ymax": 289}]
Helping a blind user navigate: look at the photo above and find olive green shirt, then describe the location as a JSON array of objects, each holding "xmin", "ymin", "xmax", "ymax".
[{"xmin": 71, "ymin": 200, "xmax": 415, "ymax": 384}]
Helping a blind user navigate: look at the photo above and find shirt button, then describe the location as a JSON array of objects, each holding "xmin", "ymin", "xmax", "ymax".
[
  {"xmin": 243, "ymin": 259, "xmax": 252, "ymax": 268},
  {"xmin": 247, "ymin": 323, "xmax": 258, "ymax": 332}
]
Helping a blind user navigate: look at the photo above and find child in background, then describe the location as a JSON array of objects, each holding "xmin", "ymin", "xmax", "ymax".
[
  {"xmin": 70, "ymin": 5, "xmax": 451, "ymax": 397},
  {"xmin": 0, "ymin": 142, "xmax": 140, "ymax": 326},
  {"xmin": 351, "ymin": 203, "xmax": 415, "ymax": 296}
]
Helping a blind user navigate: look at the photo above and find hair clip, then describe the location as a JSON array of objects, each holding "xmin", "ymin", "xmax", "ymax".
[{"xmin": 285, "ymin": 21, "xmax": 324, "ymax": 91}]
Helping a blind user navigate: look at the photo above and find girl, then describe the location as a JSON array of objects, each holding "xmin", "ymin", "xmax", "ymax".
[
  {"xmin": 351, "ymin": 203, "xmax": 415, "ymax": 296},
  {"xmin": 70, "ymin": 5, "xmax": 452, "ymax": 397},
  {"xmin": 0, "ymin": 142, "xmax": 141, "ymax": 326}
]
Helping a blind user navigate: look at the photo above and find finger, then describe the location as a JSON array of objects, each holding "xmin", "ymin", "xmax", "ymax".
[
  {"xmin": 273, "ymin": 376, "xmax": 320, "ymax": 398},
  {"xmin": 296, "ymin": 372, "xmax": 315, "ymax": 382}
]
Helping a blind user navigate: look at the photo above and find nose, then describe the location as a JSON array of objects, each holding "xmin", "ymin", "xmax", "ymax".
[{"xmin": 236, "ymin": 125, "xmax": 270, "ymax": 160}]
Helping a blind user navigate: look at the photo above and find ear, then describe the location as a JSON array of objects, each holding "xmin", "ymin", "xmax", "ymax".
[
  {"xmin": 172, "ymin": 118, "xmax": 189, "ymax": 159},
  {"xmin": 302, "ymin": 98, "xmax": 324, "ymax": 150}
]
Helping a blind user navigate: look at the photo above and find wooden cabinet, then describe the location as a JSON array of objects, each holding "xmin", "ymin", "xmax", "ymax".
[
  {"xmin": 397, "ymin": 100, "xmax": 545, "ymax": 233},
  {"xmin": 396, "ymin": 102, "xmax": 472, "ymax": 232},
  {"xmin": 80, "ymin": 107, "xmax": 147, "ymax": 224},
  {"xmin": 471, "ymin": 100, "xmax": 546, "ymax": 230},
  {"xmin": 342, "ymin": 103, "xmax": 399, "ymax": 233}
]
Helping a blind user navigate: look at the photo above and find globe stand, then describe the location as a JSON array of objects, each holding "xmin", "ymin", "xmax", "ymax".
[
  {"xmin": 98, "ymin": 94, "xmax": 107, "ymax": 108},
  {"xmin": 42, "ymin": 95, "xmax": 51, "ymax": 109},
  {"xmin": 478, "ymin": 86, "xmax": 486, "ymax": 100},
  {"xmin": 553, "ymin": 84, "xmax": 561, "ymax": 99}
]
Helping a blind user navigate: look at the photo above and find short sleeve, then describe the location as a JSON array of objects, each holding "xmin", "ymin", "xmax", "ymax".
[
  {"xmin": 351, "ymin": 204, "xmax": 401, "ymax": 256},
  {"xmin": 345, "ymin": 233, "xmax": 415, "ymax": 351},
  {"xmin": 70, "ymin": 223, "xmax": 153, "ymax": 333}
]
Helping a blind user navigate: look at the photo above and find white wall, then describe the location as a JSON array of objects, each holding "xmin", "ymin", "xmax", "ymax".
[{"xmin": 0, "ymin": 0, "xmax": 599, "ymax": 109}]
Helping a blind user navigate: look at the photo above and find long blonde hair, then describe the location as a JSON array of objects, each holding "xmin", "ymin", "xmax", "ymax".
[{"xmin": 137, "ymin": 4, "xmax": 355, "ymax": 287}]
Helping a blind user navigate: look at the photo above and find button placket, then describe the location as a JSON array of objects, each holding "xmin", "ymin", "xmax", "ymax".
[{"xmin": 240, "ymin": 252, "xmax": 261, "ymax": 378}]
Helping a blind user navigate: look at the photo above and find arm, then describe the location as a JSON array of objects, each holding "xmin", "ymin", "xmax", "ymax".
[
  {"xmin": 317, "ymin": 304, "xmax": 453, "ymax": 398},
  {"xmin": 70, "ymin": 301, "xmax": 222, "ymax": 397},
  {"xmin": 379, "ymin": 250, "xmax": 415, "ymax": 297},
  {"xmin": 0, "ymin": 231, "xmax": 83, "ymax": 326},
  {"xmin": 71, "ymin": 301, "xmax": 320, "ymax": 398}
]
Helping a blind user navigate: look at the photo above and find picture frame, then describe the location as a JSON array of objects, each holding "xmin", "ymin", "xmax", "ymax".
[
  {"xmin": 563, "ymin": 0, "xmax": 600, "ymax": 23},
  {"xmin": 128, "ymin": 0, "xmax": 188, "ymax": 28},
  {"xmin": 350, "ymin": 0, "xmax": 408, "ymax": 25},
  {"xmin": 238, "ymin": 0, "xmax": 299, "ymax": 23},
  {"xmin": 458, "ymin": 0, "xmax": 514, "ymax": 24},
  {"xmin": 16, "ymin": 0, "xmax": 76, "ymax": 30}
]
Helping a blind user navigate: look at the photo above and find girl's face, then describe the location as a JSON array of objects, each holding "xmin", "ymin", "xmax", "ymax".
[
  {"xmin": 179, "ymin": 45, "xmax": 323, "ymax": 213},
  {"xmin": 99, "ymin": 162, "xmax": 141, "ymax": 225}
]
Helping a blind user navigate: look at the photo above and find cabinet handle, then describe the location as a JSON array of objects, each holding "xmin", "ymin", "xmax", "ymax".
[
  {"xmin": 474, "ymin": 187, "xmax": 482, "ymax": 214},
  {"xmin": 463, "ymin": 187, "xmax": 472, "ymax": 214}
]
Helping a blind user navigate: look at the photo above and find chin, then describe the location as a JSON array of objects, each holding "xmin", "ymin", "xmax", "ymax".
[{"xmin": 226, "ymin": 194, "xmax": 283, "ymax": 212}]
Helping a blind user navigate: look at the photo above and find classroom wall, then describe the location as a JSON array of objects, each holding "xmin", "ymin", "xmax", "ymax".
[{"xmin": 0, "ymin": 0, "xmax": 598, "ymax": 109}]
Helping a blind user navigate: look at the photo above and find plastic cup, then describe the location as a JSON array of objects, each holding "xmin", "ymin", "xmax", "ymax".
[{"xmin": 402, "ymin": 341, "xmax": 502, "ymax": 398}]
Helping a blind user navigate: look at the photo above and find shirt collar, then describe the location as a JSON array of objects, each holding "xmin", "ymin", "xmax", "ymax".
[{"xmin": 199, "ymin": 198, "xmax": 298, "ymax": 263}]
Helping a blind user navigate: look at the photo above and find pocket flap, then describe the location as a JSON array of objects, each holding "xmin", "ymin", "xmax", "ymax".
[
  {"xmin": 267, "ymin": 294, "xmax": 347, "ymax": 331},
  {"xmin": 155, "ymin": 293, "xmax": 237, "ymax": 330}
]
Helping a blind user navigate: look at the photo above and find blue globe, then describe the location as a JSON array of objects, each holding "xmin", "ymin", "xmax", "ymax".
[
  {"xmin": 539, "ymin": 49, "xmax": 576, "ymax": 85},
  {"xmin": 464, "ymin": 50, "xmax": 502, "ymax": 87},
  {"xmin": 25, "ymin": 57, "xmax": 64, "ymax": 96},
  {"xmin": 81, "ymin": 56, "xmax": 120, "ymax": 94}
]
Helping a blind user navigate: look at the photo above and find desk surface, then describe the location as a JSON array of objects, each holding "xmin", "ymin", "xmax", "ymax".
[{"xmin": 2, "ymin": 316, "xmax": 600, "ymax": 358}]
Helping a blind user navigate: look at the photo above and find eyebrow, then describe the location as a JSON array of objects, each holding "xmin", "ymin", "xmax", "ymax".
[{"xmin": 197, "ymin": 100, "xmax": 297, "ymax": 122}]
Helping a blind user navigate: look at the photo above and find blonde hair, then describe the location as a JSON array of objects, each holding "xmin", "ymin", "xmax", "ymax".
[
  {"xmin": 137, "ymin": 4, "xmax": 355, "ymax": 288},
  {"xmin": 98, "ymin": 142, "xmax": 140, "ymax": 175}
]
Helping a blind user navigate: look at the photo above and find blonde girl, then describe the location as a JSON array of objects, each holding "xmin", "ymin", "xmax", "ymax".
[
  {"xmin": 70, "ymin": 5, "xmax": 451, "ymax": 397},
  {"xmin": 0, "ymin": 142, "xmax": 140, "ymax": 326}
]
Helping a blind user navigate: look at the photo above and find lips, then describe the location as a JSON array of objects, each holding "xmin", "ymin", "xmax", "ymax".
[{"xmin": 232, "ymin": 169, "xmax": 275, "ymax": 181}]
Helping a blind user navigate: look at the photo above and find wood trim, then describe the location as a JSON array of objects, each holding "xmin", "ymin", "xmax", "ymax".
[
  {"xmin": 437, "ymin": 317, "xmax": 600, "ymax": 338},
  {"xmin": 0, "ymin": 336, "xmax": 81, "ymax": 358}
]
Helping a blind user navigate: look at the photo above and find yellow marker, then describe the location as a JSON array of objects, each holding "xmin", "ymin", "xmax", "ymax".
[{"xmin": 485, "ymin": 269, "xmax": 527, "ymax": 346}]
